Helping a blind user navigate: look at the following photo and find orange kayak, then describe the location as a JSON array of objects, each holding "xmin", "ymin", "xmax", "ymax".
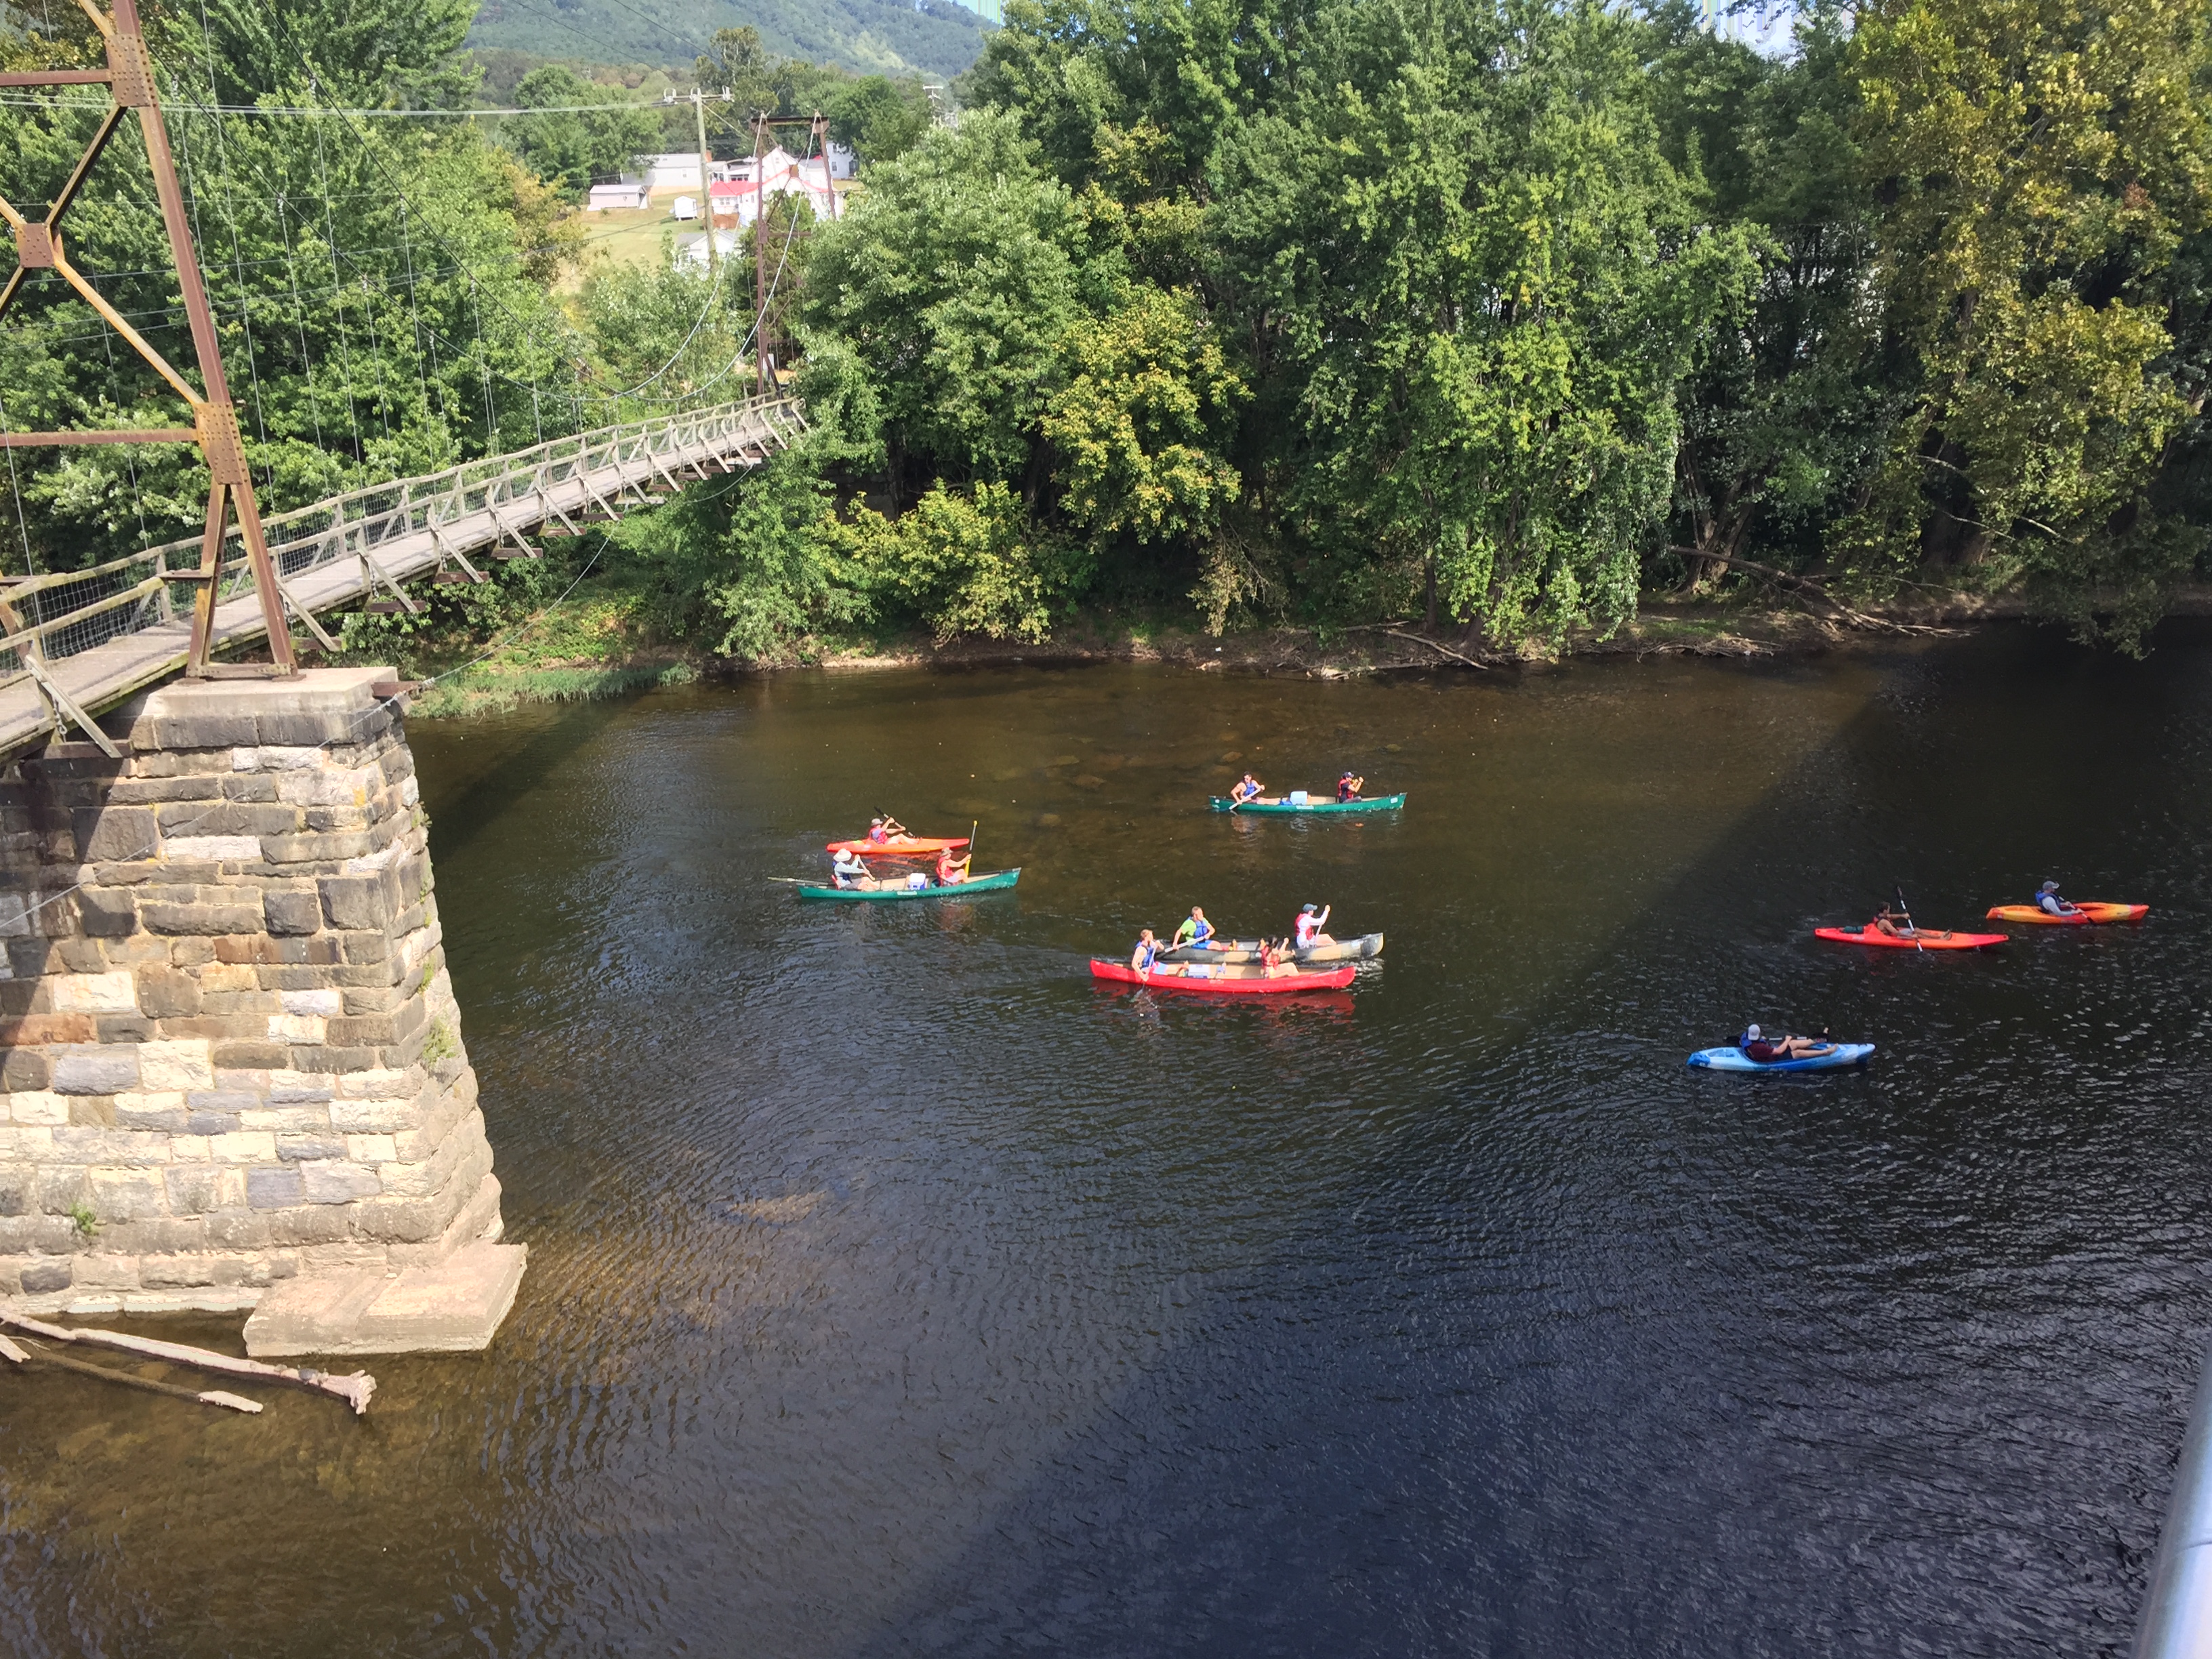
[
  {"xmin": 1985, "ymin": 902, "xmax": 2148, "ymax": 926},
  {"xmin": 825, "ymin": 835, "xmax": 970, "ymax": 857},
  {"xmin": 1816, "ymin": 924, "xmax": 2006, "ymax": 950}
]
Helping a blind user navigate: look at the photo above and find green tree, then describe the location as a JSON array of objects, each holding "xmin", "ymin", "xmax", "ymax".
[
  {"xmin": 1212, "ymin": 0, "xmax": 1760, "ymax": 644},
  {"xmin": 507, "ymin": 64, "xmax": 659, "ymax": 199},
  {"xmin": 826, "ymin": 76, "xmax": 932, "ymax": 166},
  {"xmin": 804, "ymin": 108, "xmax": 1089, "ymax": 491},
  {"xmin": 1841, "ymin": 0, "xmax": 2212, "ymax": 646},
  {"xmin": 1652, "ymin": 2, "xmax": 1890, "ymax": 589}
]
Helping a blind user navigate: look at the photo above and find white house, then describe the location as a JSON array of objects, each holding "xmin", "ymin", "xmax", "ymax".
[
  {"xmin": 705, "ymin": 145, "xmax": 842, "ymax": 226},
  {"xmin": 586, "ymin": 178, "xmax": 649, "ymax": 211},
  {"xmin": 642, "ymin": 152, "xmax": 707, "ymax": 192},
  {"xmin": 673, "ymin": 229, "xmax": 742, "ymax": 270}
]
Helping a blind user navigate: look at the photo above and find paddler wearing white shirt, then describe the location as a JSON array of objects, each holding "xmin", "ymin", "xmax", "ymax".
[{"xmin": 1294, "ymin": 902, "xmax": 1335, "ymax": 950}]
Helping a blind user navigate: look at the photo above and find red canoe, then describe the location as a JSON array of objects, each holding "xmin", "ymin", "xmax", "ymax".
[
  {"xmin": 1089, "ymin": 958, "xmax": 1357, "ymax": 994},
  {"xmin": 1815, "ymin": 924, "xmax": 2006, "ymax": 950},
  {"xmin": 825, "ymin": 835, "xmax": 970, "ymax": 857}
]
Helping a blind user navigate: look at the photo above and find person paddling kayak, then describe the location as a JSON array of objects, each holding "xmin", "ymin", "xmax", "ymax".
[
  {"xmin": 1738, "ymin": 1023, "xmax": 1830, "ymax": 1063},
  {"xmin": 1172, "ymin": 907, "xmax": 1216, "ymax": 949},
  {"xmin": 1294, "ymin": 902, "xmax": 1336, "ymax": 950},
  {"xmin": 2034, "ymin": 880, "xmax": 2081, "ymax": 917},
  {"xmin": 866, "ymin": 815, "xmax": 908, "ymax": 846},
  {"xmin": 1870, "ymin": 905, "xmax": 1914, "ymax": 938}
]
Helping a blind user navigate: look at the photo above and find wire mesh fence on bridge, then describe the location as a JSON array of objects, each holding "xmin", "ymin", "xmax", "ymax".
[{"xmin": 0, "ymin": 394, "xmax": 802, "ymax": 714}]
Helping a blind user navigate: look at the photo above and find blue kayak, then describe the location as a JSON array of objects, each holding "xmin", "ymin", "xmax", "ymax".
[{"xmin": 1687, "ymin": 1043, "xmax": 1875, "ymax": 1073}]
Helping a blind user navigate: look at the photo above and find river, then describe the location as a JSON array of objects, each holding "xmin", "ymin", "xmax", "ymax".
[{"xmin": 5, "ymin": 627, "xmax": 2211, "ymax": 1656}]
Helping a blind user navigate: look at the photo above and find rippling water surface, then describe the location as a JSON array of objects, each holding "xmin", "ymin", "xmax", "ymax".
[{"xmin": 6, "ymin": 629, "xmax": 2212, "ymax": 1656}]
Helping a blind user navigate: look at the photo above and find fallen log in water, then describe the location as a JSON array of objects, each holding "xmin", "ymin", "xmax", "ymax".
[
  {"xmin": 7, "ymin": 1337, "xmax": 264, "ymax": 1412},
  {"xmin": 0, "ymin": 1309, "xmax": 375, "ymax": 1415}
]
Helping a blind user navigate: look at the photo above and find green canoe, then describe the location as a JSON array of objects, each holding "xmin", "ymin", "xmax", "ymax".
[
  {"xmin": 795, "ymin": 867, "xmax": 1022, "ymax": 901},
  {"xmin": 1207, "ymin": 793, "xmax": 1406, "ymax": 815}
]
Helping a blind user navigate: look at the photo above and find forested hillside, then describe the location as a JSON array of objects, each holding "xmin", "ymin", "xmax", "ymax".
[
  {"xmin": 642, "ymin": 0, "xmax": 2211, "ymax": 657},
  {"xmin": 467, "ymin": 0, "xmax": 987, "ymax": 79},
  {"xmin": 1, "ymin": 0, "xmax": 2207, "ymax": 673}
]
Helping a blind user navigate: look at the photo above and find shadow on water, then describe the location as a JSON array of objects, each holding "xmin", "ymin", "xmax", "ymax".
[{"xmin": 865, "ymin": 629, "xmax": 2212, "ymax": 1659}]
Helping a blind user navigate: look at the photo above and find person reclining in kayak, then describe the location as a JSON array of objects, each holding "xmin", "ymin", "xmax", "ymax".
[
  {"xmin": 1337, "ymin": 771, "xmax": 1364, "ymax": 802},
  {"xmin": 1870, "ymin": 905, "xmax": 1915, "ymax": 937},
  {"xmin": 936, "ymin": 846, "xmax": 970, "ymax": 885},
  {"xmin": 830, "ymin": 848, "xmax": 877, "ymax": 890},
  {"xmin": 2035, "ymin": 880, "xmax": 2080, "ymax": 917},
  {"xmin": 1172, "ymin": 907, "xmax": 1216, "ymax": 949},
  {"xmin": 1294, "ymin": 902, "xmax": 1335, "ymax": 951},
  {"xmin": 1231, "ymin": 773, "xmax": 1266, "ymax": 804},
  {"xmin": 1130, "ymin": 929, "xmax": 1185, "ymax": 977},
  {"xmin": 1738, "ymin": 1023, "xmax": 1830, "ymax": 1062}
]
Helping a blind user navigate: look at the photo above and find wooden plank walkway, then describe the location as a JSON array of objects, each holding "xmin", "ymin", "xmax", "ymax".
[{"xmin": 0, "ymin": 396, "xmax": 802, "ymax": 760}]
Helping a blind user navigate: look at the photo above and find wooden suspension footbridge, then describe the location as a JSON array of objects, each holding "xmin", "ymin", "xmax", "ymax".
[{"xmin": 0, "ymin": 396, "xmax": 804, "ymax": 762}]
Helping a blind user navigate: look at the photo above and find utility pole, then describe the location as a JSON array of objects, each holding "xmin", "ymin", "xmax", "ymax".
[
  {"xmin": 752, "ymin": 112, "xmax": 771, "ymax": 394},
  {"xmin": 690, "ymin": 86, "xmax": 719, "ymax": 280},
  {"xmin": 0, "ymin": 0, "xmax": 296, "ymax": 678}
]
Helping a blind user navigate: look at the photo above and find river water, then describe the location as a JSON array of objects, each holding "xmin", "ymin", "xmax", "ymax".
[{"xmin": 5, "ymin": 628, "xmax": 2212, "ymax": 1656}]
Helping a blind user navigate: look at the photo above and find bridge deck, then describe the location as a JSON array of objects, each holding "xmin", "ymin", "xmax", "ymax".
[{"xmin": 0, "ymin": 396, "xmax": 802, "ymax": 760}]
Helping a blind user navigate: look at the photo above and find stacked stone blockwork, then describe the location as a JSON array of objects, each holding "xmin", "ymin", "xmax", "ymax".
[{"xmin": 0, "ymin": 668, "xmax": 512, "ymax": 1330}]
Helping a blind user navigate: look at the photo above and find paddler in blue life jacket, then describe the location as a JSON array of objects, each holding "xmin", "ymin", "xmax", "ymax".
[
  {"xmin": 830, "ymin": 847, "xmax": 875, "ymax": 890},
  {"xmin": 2035, "ymin": 880, "xmax": 2081, "ymax": 917},
  {"xmin": 1231, "ymin": 773, "xmax": 1265, "ymax": 804},
  {"xmin": 1172, "ymin": 907, "xmax": 1216, "ymax": 950},
  {"xmin": 1130, "ymin": 928, "xmax": 1183, "ymax": 977}
]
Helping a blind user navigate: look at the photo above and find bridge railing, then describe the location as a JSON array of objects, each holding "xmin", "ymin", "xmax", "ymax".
[{"xmin": 0, "ymin": 394, "xmax": 803, "ymax": 693}]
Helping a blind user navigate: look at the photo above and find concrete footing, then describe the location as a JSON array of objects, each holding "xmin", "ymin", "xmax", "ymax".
[{"xmin": 243, "ymin": 1239, "xmax": 528, "ymax": 1356}]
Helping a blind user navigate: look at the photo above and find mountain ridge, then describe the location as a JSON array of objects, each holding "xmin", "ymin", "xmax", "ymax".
[{"xmin": 467, "ymin": 0, "xmax": 988, "ymax": 80}]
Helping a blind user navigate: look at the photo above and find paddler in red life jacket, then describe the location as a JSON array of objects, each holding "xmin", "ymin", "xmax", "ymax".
[
  {"xmin": 935, "ymin": 846, "xmax": 969, "ymax": 886},
  {"xmin": 867, "ymin": 815, "xmax": 907, "ymax": 846},
  {"xmin": 1294, "ymin": 902, "xmax": 1335, "ymax": 951},
  {"xmin": 1336, "ymin": 771, "xmax": 1363, "ymax": 802}
]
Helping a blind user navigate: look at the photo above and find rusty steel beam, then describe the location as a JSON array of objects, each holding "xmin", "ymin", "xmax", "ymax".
[
  {"xmin": 0, "ymin": 429, "xmax": 197, "ymax": 446},
  {"xmin": 0, "ymin": 0, "xmax": 296, "ymax": 677}
]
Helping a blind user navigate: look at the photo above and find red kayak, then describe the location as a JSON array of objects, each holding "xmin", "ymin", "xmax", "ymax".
[
  {"xmin": 1985, "ymin": 902, "xmax": 2148, "ymax": 926},
  {"xmin": 1089, "ymin": 958, "xmax": 1357, "ymax": 994},
  {"xmin": 825, "ymin": 835, "xmax": 970, "ymax": 857},
  {"xmin": 1815, "ymin": 924, "xmax": 2006, "ymax": 950}
]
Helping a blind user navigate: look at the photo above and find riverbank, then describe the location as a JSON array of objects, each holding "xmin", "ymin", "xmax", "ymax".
[{"xmin": 368, "ymin": 574, "xmax": 2212, "ymax": 718}]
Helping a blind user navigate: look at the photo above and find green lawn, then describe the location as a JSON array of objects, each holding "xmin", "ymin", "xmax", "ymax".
[{"xmin": 573, "ymin": 207, "xmax": 678, "ymax": 279}]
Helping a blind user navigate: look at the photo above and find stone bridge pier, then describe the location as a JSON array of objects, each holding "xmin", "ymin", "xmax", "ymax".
[{"xmin": 0, "ymin": 668, "xmax": 524, "ymax": 1355}]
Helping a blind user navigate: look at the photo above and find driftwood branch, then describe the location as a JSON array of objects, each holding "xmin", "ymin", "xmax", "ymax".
[
  {"xmin": 14, "ymin": 1338, "xmax": 264, "ymax": 1413},
  {"xmin": 0, "ymin": 1309, "xmax": 375, "ymax": 1415},
  {"xmin": 1343, "ymin": 624, "xmax": 1493, "ymax": 669},
  {"xmin": 0, "ymin": 1332, "xmax": 26, "ymax": 1364},
  {"xmin": 1666, "ymin": 550, "xmax": 1963, "ymax": 636}
]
